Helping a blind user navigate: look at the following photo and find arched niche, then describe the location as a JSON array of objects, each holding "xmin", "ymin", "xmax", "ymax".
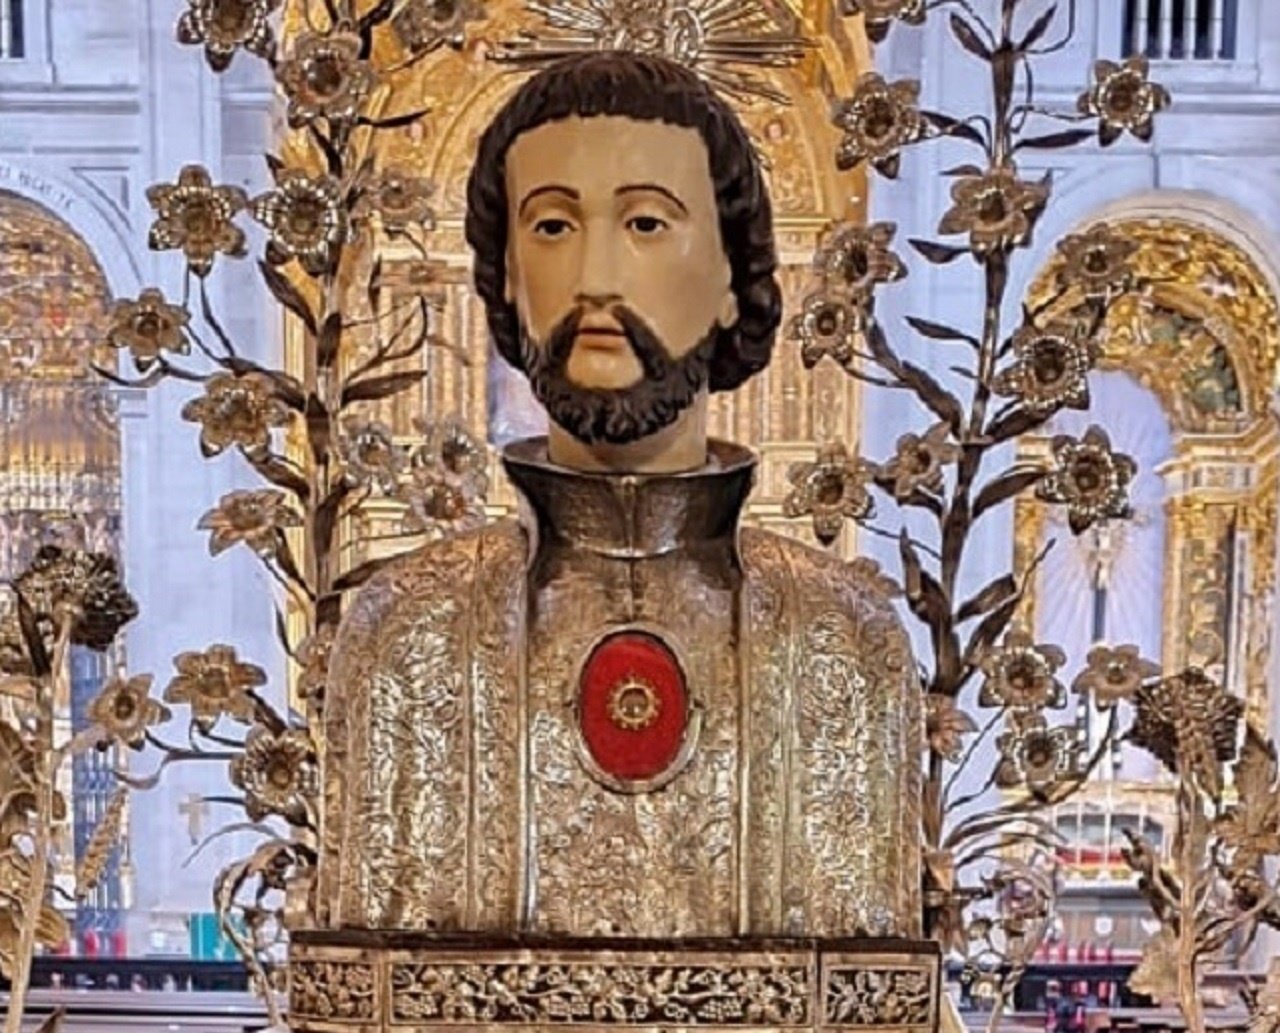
[
  {"xmin": 1016, "ymin": 216, "xmax": 1280, "ymax": 721},
  {"xmin": 0, "ymin": 189, "xmax": 128, "ymax": 949},
  {"xmin": 1001, "ymin": 214, "xmax": 1280, "ymax": 962}
]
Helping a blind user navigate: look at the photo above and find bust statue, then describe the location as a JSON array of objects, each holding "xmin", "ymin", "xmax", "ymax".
[{"xmin": 315, "ymin": 52, "xmax": 922, "ymax": 944}]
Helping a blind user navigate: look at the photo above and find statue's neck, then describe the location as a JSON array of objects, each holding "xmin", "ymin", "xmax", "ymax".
[{"xmin": 501, "ymin": 437, "xmax": 757, "ymax": 561}]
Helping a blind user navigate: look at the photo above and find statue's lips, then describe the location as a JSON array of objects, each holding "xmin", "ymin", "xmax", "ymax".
[{"xmin": 574, "ymin": 326, "xmax": 628, "ymax": 350}]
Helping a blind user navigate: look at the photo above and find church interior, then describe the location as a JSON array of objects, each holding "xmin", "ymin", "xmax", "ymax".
[{"xmin": 4, "ymin": 0, "xmax": 1280, "ymax": 1031}]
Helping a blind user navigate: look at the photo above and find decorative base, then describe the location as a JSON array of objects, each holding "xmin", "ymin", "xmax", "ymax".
[{"xmin": 289, "ymin": 932, "xmax": 941, "ymax": 1033}]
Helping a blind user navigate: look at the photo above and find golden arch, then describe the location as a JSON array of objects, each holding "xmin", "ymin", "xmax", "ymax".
[{"xmin": 1018, "ymin": 215, "xmax": 1280, "ymax": 724}]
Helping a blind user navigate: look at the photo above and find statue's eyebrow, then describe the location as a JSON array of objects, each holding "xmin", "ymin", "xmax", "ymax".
[
  {"xmin": 518, "ymin": 184, "xmax": 579, "ymax": 216},
  {"xmin": 616, "ymin": 183, "xmax": 689, "ymax": 215}
]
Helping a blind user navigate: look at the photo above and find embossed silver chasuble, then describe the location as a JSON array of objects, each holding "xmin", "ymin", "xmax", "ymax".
[{"xmin": 319, "ymin": 438, "xmax": 923, "ymax": 939}]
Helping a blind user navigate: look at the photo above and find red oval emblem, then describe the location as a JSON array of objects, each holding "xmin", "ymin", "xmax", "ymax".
[{"xmin": 578, "ymin": 631, "xmax": 689, "ymax": 784}]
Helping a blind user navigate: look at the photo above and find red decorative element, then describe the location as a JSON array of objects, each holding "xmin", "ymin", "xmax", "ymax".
[{"xmin": 578, "ymin": 631, "xmax": 689, "ymax": 783}]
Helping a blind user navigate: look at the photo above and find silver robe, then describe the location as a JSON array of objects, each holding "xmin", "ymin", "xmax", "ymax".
[{"xmin": 318, "ymin": 438, "xmax": 922, "ymax": 939}]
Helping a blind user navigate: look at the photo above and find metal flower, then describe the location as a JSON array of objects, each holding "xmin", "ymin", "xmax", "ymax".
[
  {"xmin": 938, "ymin": 168, "xmax": 1050, "ymax": 255},
  {"xmin": 106, "ymin": 289, "xmax": 190, "ymax": 369},
  {"xmin": 1128, "ymin": 668, "xmax": 1243, "ymax": 797},
  {"xmin": 276, "ymin": 31, "xmax": 375, "ymax": 129},
  {"xmin": 392, "ymin": 0, "xmax": 484, "ymax": 54},
  {"xmin": 995, "ymin": 713, "xmax": 1080, "ymax": 798},
  {"xmin": 395, "ymin": 418, "xmax": 490, "ymax": 536},
  {"xmin": 1078, "ymin": 57, "xmax": 1170, "ymax": 147},
  {"xmin": 176, "ymin": 0, "xmax": 280, "ymax": 72},
  {"xmin": 837, "ymin": 0, "xmax": 925, "ymax": 43},
  {"xmin": 783, "ymin": 441, "xmax": 875, "ymax": 546},
  {"xmin": 1071, "ymin": 644, "xmax": 1160, "ymax": 710},
  {"xmin": 146, "ymin": 165, "xmax": 249, "ymax": 277},
  {"xmin": 180, "ymin": 372, "xmax": 292, "ymax": 456},
  {"xmin": 1215, "ymin": 731, "xmax": 1280, "ymax": 867},
  {"xmin": 338, "ymin": 419, "xmax": 406, "ymax": 493},
  {"xmin": 229, "ymin": 725, "xmax": 317, "ymax": 825},
  {"xmin": 790, "ymin": 291, "xmax": 863, "ymax": 371},
  {"xmin": 814, "ymin": 221, "xmax": 906, "ymax": 302},
  {"xmin": 197, "ymin": 489, "xmax": 301, "ymax": 557},
  {"xmin": 881, "ymin": 422, "xmax": 960, "ymax": 501},
  {"xmin": 926, "ymin": 695, "xmax": 978, "ymax": 762},
  {"xmin": 1128, "ymin": 929, "xmax": 1179, "ymax": 1004},
  {"xmin": 0, "ymin": 721, "xmax": 38, "ymax": 828},
  {"xmin": 1055, "ymin": 224, "xmax": 1139, "ymax": 298},
  {"xmin": 163, "ymin": 644, "xmax": 266, "ymax": 731},
  {"xmin": 993, "ymin": 321, "xmax": 1097, "ymax": 415},
  {"xmin": 831, "ymin": 73, "xmax": 922, "ymax": 178},
  {"xmin": 14, "ymin": 547, "xmax": 139, "ymax": 653},
  {"xmin": 979, "ymin": 629, "xmax": 1068, "ymax": 710},
  {"xmin": 87, "ymin": 673, "xmax": 171, "ymax": 751},
  {"xmin": 354, "ymin": 168, "xmax": 437, "ymax": 235},
  {"xmin": 0, "ymin": 612, "xmax": 31, "ymax": 677},
  {"xmin": 294, "ymin": 626, "xmax": 335, "ymax": 703},
  {"xmin": 416, "ymin": 417, "xmax": 488, "ymax": 478},
  {"xmin": 1035, "ymin": 426, "xmax": 1136, "ymax": 535},
  {"xmin": 398, "ymin": 465, "xmax": 487, "ymax": 539},
  {"xmin": 251, "ymin": 172, "xmax": 349, "ymax": 277}
]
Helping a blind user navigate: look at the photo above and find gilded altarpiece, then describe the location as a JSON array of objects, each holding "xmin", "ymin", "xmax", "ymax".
[
  {"xmin": 282, "ymin": 0, "xmax": 873, "ymax": 568},
  {"xmin": 0, "ymin": 191, "xmax": 129, "ymax": 946},
  {"xmin": 1013, "ymin": 219, "xmax": 1280, "ymax": 922}
]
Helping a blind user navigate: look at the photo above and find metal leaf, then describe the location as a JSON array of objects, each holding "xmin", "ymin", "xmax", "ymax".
[
  {"xmin": 340, "ymin": 369, "xmax": 429, "ymax": 406},
  {"xmin": 972, "ymin": 468, "xmax": 1048, "ymax": 520},
  {"xmin": 258, "ymin": 260, "xmax": 317, "ymax": 337},
  {"xmin": 909, "ymin": 238, "xmax": 968, "ymax": 265},
  {"xmin": 963, "ymin": 594, "xmax": 1021, "ymax": 667},
  {"xmin": 898, "ymin": 360, "xmax": 965, "ymax": 434},
  {"xmin": 317, "ymin": 311, "xmax": 343, "ymax": 369},
  {"xmin": 956, "ymin": 574, "xmax": 1018, "ymax": 624},
  {"xmin": 1016, "ymin": 128, "xmax": 1095, "ymax": 151},
  {"xmin": 333, "ymin": 556, "xmax": 397, "ymax": 594},
  {"xmin": 1019, "ymin": 5, "xmax": 1059, "ymax": 50},
  {"xmin": 949, "ymin": 13, "xmax": 992, "ymax": 60},
  {"xmin": 242, "ymin": 452, "xmax": 310, "ymax": 501},
  {"xmin": 923, "ymin": 110, "xmax": 987, "ymax": 147},
  {"xmin": 906, "ymin": 316, "xmax": 980, "ymax": 347}
]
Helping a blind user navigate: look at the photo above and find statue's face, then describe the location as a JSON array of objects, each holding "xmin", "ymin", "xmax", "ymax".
[{"xmin": 503, "ymin": 115, "xmax": 737, "ymax": 396}]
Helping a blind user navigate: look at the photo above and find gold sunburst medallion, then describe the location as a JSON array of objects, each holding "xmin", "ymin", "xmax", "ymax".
[
  {"xmin": 493, "ymin": 0, "xmax": 811, "ymax": 105},
  {"xmin": 607, "ymin": 675, "xmax": 662, "ymax": 731}
]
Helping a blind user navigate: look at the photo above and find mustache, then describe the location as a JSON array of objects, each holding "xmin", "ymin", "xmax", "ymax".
[{"xmin": 542, "ymin": 305, "xmax": 673, "ymax": 382}]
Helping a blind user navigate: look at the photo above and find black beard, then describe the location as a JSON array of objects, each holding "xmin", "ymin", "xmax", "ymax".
[{"xmin": 519, "ymin": 305, "xmax": 717, "ymax": 446}]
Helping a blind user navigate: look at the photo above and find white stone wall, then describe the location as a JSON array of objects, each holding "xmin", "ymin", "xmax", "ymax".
[{"xmin": 0, "ymin": 0, "xmax": 280, "ymax": 952}]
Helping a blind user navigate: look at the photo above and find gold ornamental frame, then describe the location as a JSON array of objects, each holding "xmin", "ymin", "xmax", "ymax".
[{"xmin": 1015, "ymin": 217, "xmax": 1280, "ymax": 886}]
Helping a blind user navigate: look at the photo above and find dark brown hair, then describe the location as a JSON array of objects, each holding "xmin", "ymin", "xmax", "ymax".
[{"xmin": 464, "ymin": 51, "xmax": 782, "ymax": 393}]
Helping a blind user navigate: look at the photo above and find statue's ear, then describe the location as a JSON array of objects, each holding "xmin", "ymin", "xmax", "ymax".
[
  {"xmin": 715, "ymin": 247, "xmax": 738, "ymax": 329},
  {"xmin": 716, "ymin": 289, "xmax": 739, "ymax": 330}
]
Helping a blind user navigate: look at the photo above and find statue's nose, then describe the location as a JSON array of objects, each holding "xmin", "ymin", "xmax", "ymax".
[
  {"xmin": 575, "ymin": 291, "xmax": 624, "ymax": 311},
  {"xmin": 577, "ymin": 224, "xmax": 622, "ymax": 299}
]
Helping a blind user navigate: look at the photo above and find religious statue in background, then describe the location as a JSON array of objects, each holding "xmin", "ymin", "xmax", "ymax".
[{"xmin": 299, "ymin": 50, "xmax": 934, "ymax": 1031}]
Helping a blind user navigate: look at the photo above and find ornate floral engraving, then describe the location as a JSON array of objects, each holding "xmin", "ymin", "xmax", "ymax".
[
  {"xmin": 290, "ymin": 960, "xmax": 378, "ymax": 1020},
  {"xmin": 320, "ymin": 447, "xmax": 922, "ymax": 939},
  {"xmin": 389, "ymin": 961, "xmax": 812, "ymax": 1026},
  {"xmin": 824, "ymin": 966, "xmax": 935, "ymax": 1029}
]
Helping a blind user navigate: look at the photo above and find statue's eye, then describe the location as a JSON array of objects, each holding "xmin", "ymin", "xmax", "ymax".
[
  {"xmin": 533, "ymin": 218, "xmax": 573, "ymax": 238},
  {"xmin": 627, "ymin": 215, "xmax": 668, "ymax": 235}
]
